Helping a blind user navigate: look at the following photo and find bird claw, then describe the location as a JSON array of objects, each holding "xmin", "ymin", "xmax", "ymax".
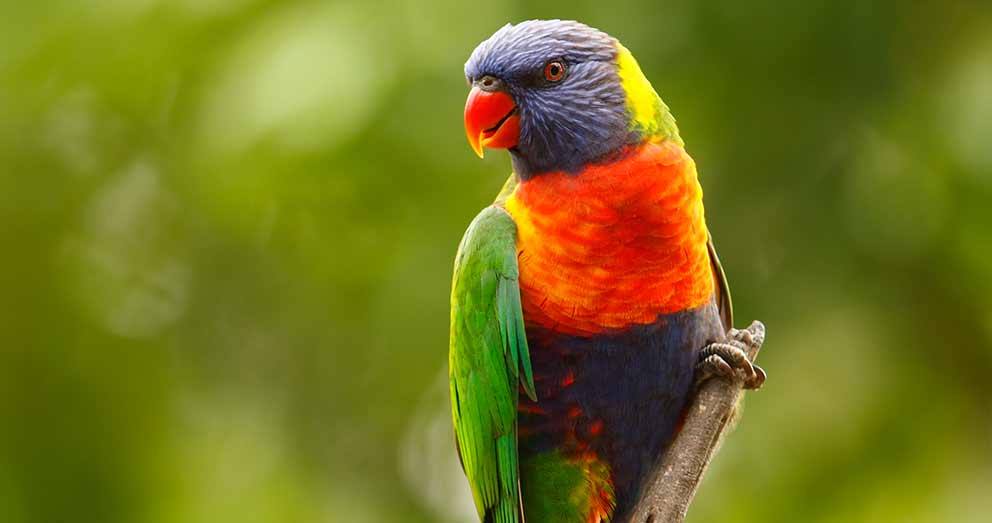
[{"xmin": 696, "ymin": 323, "xmax": 766, "ymax": 390}]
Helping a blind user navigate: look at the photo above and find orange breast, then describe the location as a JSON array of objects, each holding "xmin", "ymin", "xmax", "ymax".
[{"xmin": 503, "ymin": 140, "xmax": 714, "ymax": 337}]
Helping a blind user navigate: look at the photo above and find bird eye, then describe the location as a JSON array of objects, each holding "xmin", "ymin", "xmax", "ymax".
[{"xmin": 544, "ymin": 61, "xmax": 566, "ymax": 82}]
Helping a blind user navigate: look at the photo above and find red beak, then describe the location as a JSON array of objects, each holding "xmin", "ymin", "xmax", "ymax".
[{"xmin": 464, "ymin": 86, "xmax": 519, "ymax": 158}]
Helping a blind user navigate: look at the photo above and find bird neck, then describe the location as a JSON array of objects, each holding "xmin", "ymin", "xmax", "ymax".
[{"xmin": 615, "ymin": 44, "xmax": 682, "ymax": 146}]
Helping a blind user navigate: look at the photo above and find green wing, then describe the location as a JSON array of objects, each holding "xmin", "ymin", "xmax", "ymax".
[{"xmin": 449, "ymin": 198, "xmax": 536, "ymax": 523}]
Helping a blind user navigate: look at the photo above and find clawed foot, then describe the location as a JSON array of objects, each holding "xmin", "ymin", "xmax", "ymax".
[{"xmin": 696, "ymin": 322, "xmax": 766, "ymax": 390}]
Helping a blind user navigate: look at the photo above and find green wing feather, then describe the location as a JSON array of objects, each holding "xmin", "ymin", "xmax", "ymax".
[{"xmin": 449, "ymin": 191, "xmax": 536, "ymax": 523}]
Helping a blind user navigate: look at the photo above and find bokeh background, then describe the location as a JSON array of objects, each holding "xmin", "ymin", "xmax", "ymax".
[{"xmin": 2, "ymin": 1, "xmax": 991, "ymax": 522}]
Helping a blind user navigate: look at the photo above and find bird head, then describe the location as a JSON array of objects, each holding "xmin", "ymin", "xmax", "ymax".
[{"xmin": 464, "ymin": 19, "xmax": 681, "ymax": 178}]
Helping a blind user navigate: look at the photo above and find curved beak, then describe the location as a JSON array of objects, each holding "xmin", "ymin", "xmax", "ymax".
[{"xmin": 464, "ymin": 86, "xmax": 519, "ymax": 158}]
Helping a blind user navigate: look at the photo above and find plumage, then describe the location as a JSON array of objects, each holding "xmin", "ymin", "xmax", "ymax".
[
  {"xmin": 504, "ymin": 141, "xmax": 714, "ymax": 335},
  {"xmin": 451, "ymin": 19, "xmax": 732, "ymax": 523},
  {"xmin": 449, "ymin": 205, "xmax": 536, "ymax": 523}
]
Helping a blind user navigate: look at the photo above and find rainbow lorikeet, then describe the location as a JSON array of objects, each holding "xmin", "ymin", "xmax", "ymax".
[{"xmin": 449, "ymin": 20, "xmax": 764, "ymax": 523}]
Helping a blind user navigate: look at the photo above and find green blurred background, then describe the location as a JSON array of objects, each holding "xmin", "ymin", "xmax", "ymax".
[{"xmin": 2, "ymin": 1, "xmax": 991, "ymax": 522}]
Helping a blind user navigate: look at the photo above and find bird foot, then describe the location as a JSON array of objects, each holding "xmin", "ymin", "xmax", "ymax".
[{"xmin": 696, "ymin": 321, "xmax": 766, "ymax": 390}]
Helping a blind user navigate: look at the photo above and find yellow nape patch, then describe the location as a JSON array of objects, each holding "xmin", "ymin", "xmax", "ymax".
[
  {"xmin": 616, "ymin": 44, "xmax": 660, "ymax": 131},
  {"xmin": 615, "ymin": 44, "xmax": 681, "ymax": 144}
]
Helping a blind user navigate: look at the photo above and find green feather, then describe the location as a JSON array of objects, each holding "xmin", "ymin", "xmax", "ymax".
[
  {"xmin": 449, "ymin": 192, "xmax": 536, "ymax": 523},
  {"xmin": 499, "ymin": 276, "xmax": 536, "ymax": 401}
]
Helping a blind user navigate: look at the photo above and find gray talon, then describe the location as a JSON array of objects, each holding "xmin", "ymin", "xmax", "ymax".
[
  {"xmin": 696, "ymin": 335, "xmax": 766, "ymax": 390},
  {"xmin": 751, "ymin": 365, "xmax": 767, "ymax": 389},
  {"xmin": 697, "ymin": 354, "xmax": 734, "ymax": 383}
]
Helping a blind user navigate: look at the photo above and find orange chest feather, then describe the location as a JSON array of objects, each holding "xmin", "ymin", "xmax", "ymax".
[{"xmin": 503, "ymin": 141, "xmax": 715, "ymax": 336}]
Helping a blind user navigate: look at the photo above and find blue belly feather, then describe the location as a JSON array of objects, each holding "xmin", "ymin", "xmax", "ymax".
[{"xmin": 518, "ymin": 300, "xmax": 724, "ymax": 521}]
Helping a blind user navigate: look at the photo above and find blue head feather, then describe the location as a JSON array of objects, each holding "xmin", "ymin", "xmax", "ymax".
[{"xmin": 465, "ymin": 20, "xmax": 641, "ymax": 178}]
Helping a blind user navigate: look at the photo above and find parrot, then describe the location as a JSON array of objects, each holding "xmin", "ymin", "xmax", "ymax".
[{"xmin": 448, "ymin": 20, "xmax": 764, "ymax": 523}]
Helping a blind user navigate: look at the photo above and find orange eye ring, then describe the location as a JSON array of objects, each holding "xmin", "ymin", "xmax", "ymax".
[{"xmin": 544, "ymin": 61, "xmax": 566, "ymax": 82}]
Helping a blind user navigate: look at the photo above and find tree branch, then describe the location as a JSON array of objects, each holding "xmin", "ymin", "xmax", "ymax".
[{"xmin": 629, "ymin": 320, "xmax": 766, "ymax": 523}]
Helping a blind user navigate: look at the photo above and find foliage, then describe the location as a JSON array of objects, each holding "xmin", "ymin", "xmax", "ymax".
[{"xmin": 1, "ymin": 1, "xmax": 990, "ymax": 522}]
